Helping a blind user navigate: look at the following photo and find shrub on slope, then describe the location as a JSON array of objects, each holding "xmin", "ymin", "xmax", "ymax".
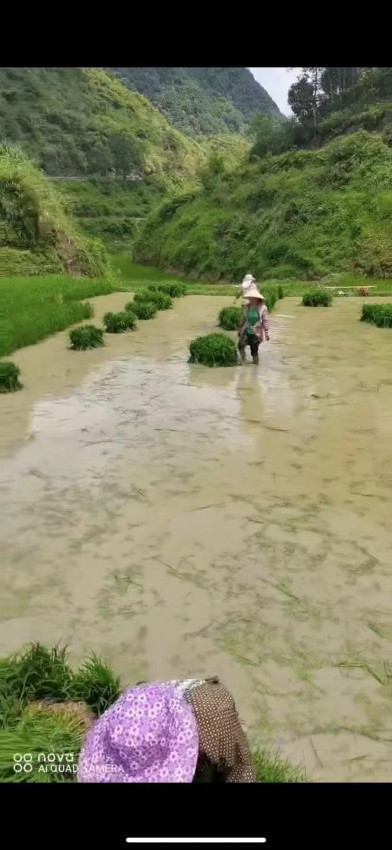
[
  {"xmin": 0, "ymin": 146, "xmax": 107, "ymax": 277},
  {"xmin": 134, "ymin": 132, "xmax": 392, "ymax": 281}
]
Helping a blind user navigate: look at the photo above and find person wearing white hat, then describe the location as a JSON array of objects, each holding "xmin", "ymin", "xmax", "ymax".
[
  {"xmin": 240, "ymin": 274, "xmax": 256, "ymax": 297},
  {"xmin": 238, "ymin": 286, "xmax": 270, "ymax": 365}
]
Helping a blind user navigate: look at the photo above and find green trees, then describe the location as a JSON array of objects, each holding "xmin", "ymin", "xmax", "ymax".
[
  {"xmin": 0, "ymin": 68, "xmax": 204, "ymax": 183},
  {"xmin": 108, "ymin": 134, "xmax": 143, "ymax": 180},
  {"xmin": 288, "ymin": 75, "xmax": 315, "ymax": 125},
  {"xmin": 111, "ymin": 68, "xmax": 282, "ymax": 136},
  {"xmin": 249, "ymin": 68, "xmax": 392, "ymax": 162},
  {"xmin": 248, "ymin": 116, "xmax": 291, "ymax": 157},
  {"xmin": 287, "ymin": 67, "xmax": 392, "ymax": 136}
]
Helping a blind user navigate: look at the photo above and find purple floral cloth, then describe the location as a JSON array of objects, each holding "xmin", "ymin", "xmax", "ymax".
[{"xmin": 77, "ymin": 683, "xmax": 199, "ymax": 783}]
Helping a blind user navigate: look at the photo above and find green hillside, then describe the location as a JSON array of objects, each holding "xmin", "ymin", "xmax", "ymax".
[
  {"xmin": 111, "ymin": 68, "xmax": 282, "ymax": 136},
  {"xmin": 0, "ymin": 67, "xmax": 204, "ymax": 181},
  {"xmin": 134, "ymin": 131, "xmax": 392, "ymax": 281},
  {"xmin": 0, "ymin": 67, "xmax": 212, "ymax": 259},
  {"xmin": 0, "ymin": 146, "xmax": 107, "ymax": 277},
  {"xmin": 0, "ymin": 68, "xmax": 254, "ymax": 257}
]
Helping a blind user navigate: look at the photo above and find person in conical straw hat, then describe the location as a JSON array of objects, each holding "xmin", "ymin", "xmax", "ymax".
[{"xmin": 238, "ymin": 285, "xmax": 270, "ymax": 365}]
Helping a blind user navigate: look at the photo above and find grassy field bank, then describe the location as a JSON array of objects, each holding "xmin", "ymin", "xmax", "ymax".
[
  {"xmin": 0, "ymin": 276, "xmax": 115, "ymax": 357},
  {"xmin": 113, "ymin": 256, "xmax": 392, "ymax": 297}
]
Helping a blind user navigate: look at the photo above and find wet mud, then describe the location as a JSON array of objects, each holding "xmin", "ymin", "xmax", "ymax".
[{"xmin": 1, "ymin": 294, "xmax": 392, "ymax": 781}]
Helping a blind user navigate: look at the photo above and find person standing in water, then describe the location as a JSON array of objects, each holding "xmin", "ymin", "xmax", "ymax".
[
  {"xmin": 238, "ymin": 273, "xmax": 256, "ymax": 299},
  {"xmin": 238, "ymin": 286, "xmax": 270, "ymax": 365}
]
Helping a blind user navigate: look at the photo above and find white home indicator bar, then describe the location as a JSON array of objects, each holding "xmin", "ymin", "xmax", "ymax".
[{"xmin": 125, "ymin": 838, "xmax": 267, "ymax": 844}]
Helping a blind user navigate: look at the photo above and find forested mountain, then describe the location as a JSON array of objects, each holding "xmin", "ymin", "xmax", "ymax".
[
  {"xmin": 110, "ymin": 68, "xmax": 282, "ymax": 136},
  {"xmin": 4, "ymin": 65, "xmax": 390, "ymax": 281},
  {"xmin": 0, "ymin": 67, "xmax": 208, "ymax": 267},
  {"xmin": 131, "ymin": 67, "xmax": 392, "ymax": 283},
  {"xmin": 0, "ymin": 67, "xmax": 204, "ymax": 181},
  {"xmin": 0, "ymin": 67, "xmax": 251, "ymax": 264}
]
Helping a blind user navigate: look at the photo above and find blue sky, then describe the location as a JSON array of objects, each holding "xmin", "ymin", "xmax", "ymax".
[{"xmin": 248, "ymin": 68, "xmax": 299, "ymax": 116}]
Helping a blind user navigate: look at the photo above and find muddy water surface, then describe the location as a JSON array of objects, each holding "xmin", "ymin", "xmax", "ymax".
[{"xmin": 1, "ymin": 294, "xmax": 392, "ymax": 781}]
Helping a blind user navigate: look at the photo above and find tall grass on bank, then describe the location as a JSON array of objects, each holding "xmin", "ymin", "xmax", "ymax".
[
  {"xmin": 113, "ymin": 258, "xmax": 392, "ymax": 299},
  {"xmin": 0, "ymin": 275, "xmax": 115, "ymax": 356}
]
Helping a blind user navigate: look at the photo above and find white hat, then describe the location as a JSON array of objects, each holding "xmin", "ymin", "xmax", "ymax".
[
  {"xmin": 245, "ymin": 287, "xmax": 264, "ymax": 301},
  {"xmin": 242, "ymin": 274, "xmax": 255, "ymax": 287},
  {"xmin": 241, "ymin": 274, "xmax": 256, "ymax": 296}
]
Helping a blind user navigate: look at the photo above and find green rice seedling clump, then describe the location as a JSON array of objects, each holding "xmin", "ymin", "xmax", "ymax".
[
  {"xmin": 149, "ymin": 281, "xmax": 187, "ymax": 298},
  {"xmin": 69, "ymin": 325, "xmax": 104, "ymax": 350},
  {"xmin": 0, "ymin": 643, "xmax": 121, "ymax": 720},
  {"xmin": 302, "ymin": 289, "xmax": 332, "ymax": 307},
  {"xmin": 70, "ymin": 653, "xmax": 121, "ymax": 716},
  {"xmin": 124, "ymin": 301, "xmax": 137, "ymax": 315},
  {"xmin": 103, "ymin": 311, "xmax": 136, "ymax": 333},
  {"xmin": 218, "ymin": 306, "xmax": 242, "ymax": 331},
  {"xmin": 0, "ymin": 361, "xmax": 22, "ymax": 393},
  {"xmin": 252, "ymin": 747, "xmax": 306, "ymax": 783},
  {"xmin": 361, "ymin": 303, "xmax": 392, "ymax": 327},
  {"xmin": 146, "ymin": 290, "xmax": 172, "ymax": 310},
  {"xmin": 0, "ymin": 709, "xmax": 86, "ymax": 783},
  {"xmin": 133, "ymin": 289, "xmax": 155, "ymax": 304},
  {"xmin": 134, "ymin": 289, "xmax": 172, "ymax": 310},
  {"xmin": 189, "ymin": 333, "xmax": 238, "ymax": 367},
  {"xmin": 263, "ymin": 287, "xmax": 278, "ymax": 312},
  {"xmin": 132, "ymin": 301, "xmax": 157, "ymax": 320},
  {"xmin": 277, "ymin": 284, "xmax": 284, "ymax": 299},
  {"xmin": 1, "ymin": 644, "xmax": 74, "ymax": 706}
]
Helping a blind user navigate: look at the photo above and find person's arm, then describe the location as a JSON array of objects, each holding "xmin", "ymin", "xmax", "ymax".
[
  {"xmin": 260, "ymin": 305, "xmax": 270, "ymax": 340},
  {"xmin": 239, "ymin": 305, "xmax": 247, "ymax": 333},
  {"xmin": 254, "ymin": 305, "xmax": 268, "ymax": 340},
  {"xmin": 187, "ymin": 681, "xmax": 256, "ymax": 784}
]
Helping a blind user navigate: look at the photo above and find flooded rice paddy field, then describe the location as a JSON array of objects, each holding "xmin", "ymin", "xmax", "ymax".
[{"xmin": 1, "ymin": 294, "xmax": 392, "ymax": 781}]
